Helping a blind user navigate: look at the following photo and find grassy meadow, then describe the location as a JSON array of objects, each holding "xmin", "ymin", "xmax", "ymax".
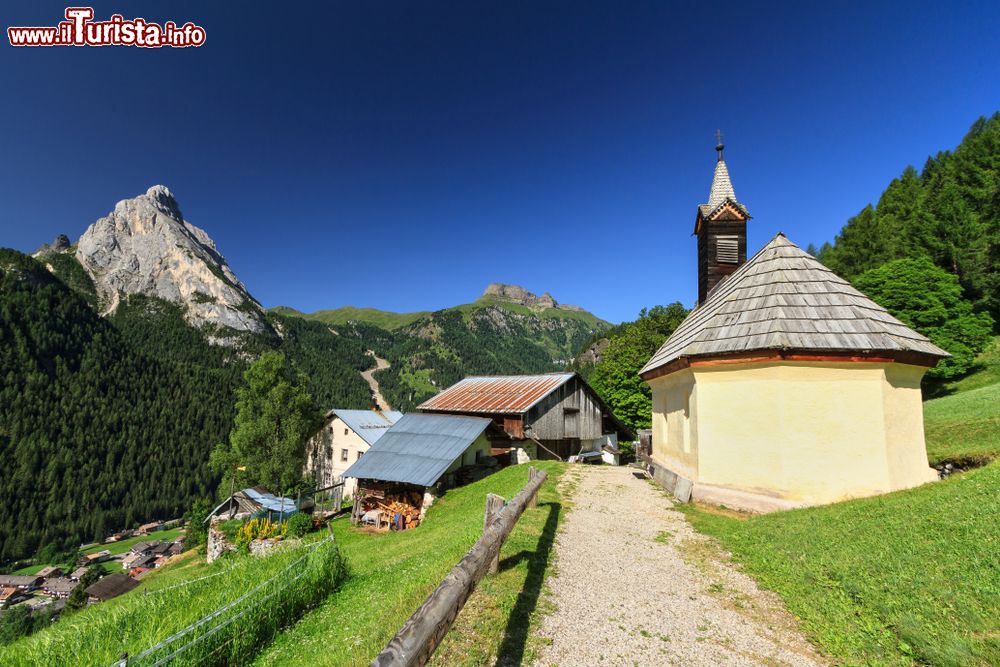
[
  {"xmin": 683, "ymin": 338, "xmax": 1000, "ymax": 667},
  {"xmin": 253, "ymin": 461, "xmax": 568, "ymax": 667},
  {"xmin": 924, "ymin": 336, "xmax": 1000, "ymax": 465},
  {"xmin": 0, "ymin": 536, "xmax": 346, "ymax": 666}
]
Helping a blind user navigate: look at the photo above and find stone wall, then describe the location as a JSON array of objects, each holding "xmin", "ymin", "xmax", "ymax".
[{"xmin": 206, "ymin": 525, "xmax": 236, "ymax": 563}]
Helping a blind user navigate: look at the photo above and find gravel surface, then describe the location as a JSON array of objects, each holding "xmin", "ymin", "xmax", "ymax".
[{"xmin": 533, "ymin": 466, "xmax": 825, "ymax": 667}]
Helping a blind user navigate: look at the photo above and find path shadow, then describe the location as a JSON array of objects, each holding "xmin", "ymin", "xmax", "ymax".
[{"xmin": 494, "ymin": 500, "xmax": 562, "ymax": 667}]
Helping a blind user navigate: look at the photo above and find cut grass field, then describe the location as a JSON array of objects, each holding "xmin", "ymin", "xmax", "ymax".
[
  {"xmin": 923, "ymin": 380, "xmax": 1000, "ymax": 465},
  {"xmin": 684, "ymin": 464, "xmax": 1000, "ymax": 666},
  {"xmin": 253, "ymin": 461, "xmax": 568, "ymax": 667}
]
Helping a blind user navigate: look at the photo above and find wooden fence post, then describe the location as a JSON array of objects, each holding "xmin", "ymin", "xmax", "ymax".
[
  {"xmin": 484, "ymin": 494, "xmax": 504, "ymax": 575},
  {"xmin": 527, "ymin": 467, "xmax": 540, "ymax": 509}
]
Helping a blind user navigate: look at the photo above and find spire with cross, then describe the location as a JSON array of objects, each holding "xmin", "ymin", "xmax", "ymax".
[{"xmin": 715, "ymin": 129, "xmax": 724, "ymax": 161}]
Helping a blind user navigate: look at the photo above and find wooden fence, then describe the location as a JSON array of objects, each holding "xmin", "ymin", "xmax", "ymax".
[{"xmin": 369, "ymin": 467, "xmax": 548, "ymax": 667}]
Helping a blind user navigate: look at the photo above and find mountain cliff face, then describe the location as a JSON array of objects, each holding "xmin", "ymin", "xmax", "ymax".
[
  {"xmin": 481, "ymin": 282, "xmax": 585, "ymax": 312},
  {"xmin": 76, "ymin": 185, "xmax": 270, "ymax": 339}
]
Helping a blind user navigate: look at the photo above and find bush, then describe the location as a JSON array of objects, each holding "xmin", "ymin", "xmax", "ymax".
[
  {"xmin": 285, "ymin": 512, "xmax": 313, "ymax": 539},
  {"xmin": 234, "ymin": 518, "xmax": 284, "ymax": 550}
]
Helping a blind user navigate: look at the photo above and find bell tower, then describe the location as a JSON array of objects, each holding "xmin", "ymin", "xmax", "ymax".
[{"xmin": 695, "ymin": 132, "xmax": 751, "ymax": 305}]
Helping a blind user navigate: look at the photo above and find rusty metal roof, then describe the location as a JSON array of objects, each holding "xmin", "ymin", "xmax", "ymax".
[{"xmin": 417, "ymin": 373, "xmax": 575, "ymax": 415}]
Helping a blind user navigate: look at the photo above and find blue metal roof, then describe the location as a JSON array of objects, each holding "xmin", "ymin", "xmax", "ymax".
[
  {"xmin": 343, "ymin": 413, "xmax": 491, "ymax": 487},
  {"xmin": 331, "ymin": 409, "xmax": 403, "ymax": 446},
  {"xmin": 242, "ymin": 488, "xmax": 297, "ymax": 514}
]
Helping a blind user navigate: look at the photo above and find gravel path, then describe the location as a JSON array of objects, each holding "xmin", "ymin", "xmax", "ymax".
[
  {"xmin": 533, "ymin": 466, "xmax": 825, "ymax": 667},
  {"xmin": 361, "ymin": 350, "xmax": 391, "ymax": 410}
]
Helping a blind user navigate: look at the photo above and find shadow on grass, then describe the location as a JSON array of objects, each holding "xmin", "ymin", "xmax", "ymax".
[{"xmin": 494, "ymin": 500, "xmax": 562, "ymax": 666}]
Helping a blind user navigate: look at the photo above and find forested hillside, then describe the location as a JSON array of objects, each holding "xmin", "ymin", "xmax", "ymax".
[
  {"xmin": 370, "ymin": 304, "xmax": 606, "ymax": 411},
  {"xmin": 817, "ymin": 113, "xmax": 1000, "ymax": 323},
  {"xmin": 0, "ymin": 250, "xmax": 375, "ymax": 563},
  {"xmin": 279, "ymin": 288, "xmax": 611, "ymax": 412},
  {"xmin": 0, "ymin": 244, "xmax": 608, "ymax": 561},
  {"xmin": 0, "ymin": 249, "xmax": 230, "ymax": 561}
]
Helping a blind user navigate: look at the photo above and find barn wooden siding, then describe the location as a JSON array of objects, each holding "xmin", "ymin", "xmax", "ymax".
[{"xmin": 524, "ymin": 376, "xmax": 604, "ymax": 459}]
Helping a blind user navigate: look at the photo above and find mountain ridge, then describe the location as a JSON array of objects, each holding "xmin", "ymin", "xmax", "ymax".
[{"xmin": 271, "ymin": 284, "xmax": 610, "ymax": 331}]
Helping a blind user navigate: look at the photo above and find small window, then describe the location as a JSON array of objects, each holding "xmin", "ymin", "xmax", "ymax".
[
  {"xmin": 344, "ymin": 428, "xmax": 349, "ymax": 436},
  {"xmin": 340, "ymin": 448, "xmax": 349, "ymax": 462},
  {"xmin": 716, "ymin": 236, "xmax": 739, "ymax": 264}
]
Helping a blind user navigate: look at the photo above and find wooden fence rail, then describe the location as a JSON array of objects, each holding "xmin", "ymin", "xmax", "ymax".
[{"xmin": 369, "ymin": 467, "xmax": 548, "ymax": 667}]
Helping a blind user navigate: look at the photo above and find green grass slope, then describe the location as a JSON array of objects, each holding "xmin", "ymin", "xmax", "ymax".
[
  {"xmin": 253, "ymin": 461, "xmax": 567, "ymax": 667},
  {"xmin": 0, "ymin": 537, "xmax": 346, "ymax": 666},
  {"xmin": 924, "ymin": 336, "xmax": 1000, "ymax": 466},
  {"xmin": 685, "ymin": 465, "xmax": 1000, "ymax": 666},
  {"xmin": 270, "ymin": 305, "xmax": 430, "ymax": 330},
  {"xmin": 924, "ymin": 381, "xmax": 1000, "ymax": 466}
]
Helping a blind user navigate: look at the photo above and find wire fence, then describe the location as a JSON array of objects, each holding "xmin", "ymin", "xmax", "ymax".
[{"xmin": 109, "ymin": 533, "xmax": 341, "ymax": 667}]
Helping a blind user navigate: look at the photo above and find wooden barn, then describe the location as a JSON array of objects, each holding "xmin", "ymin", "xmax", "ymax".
[{"xmin": 418, "ymin": 373, "xmax": 633, "ymax": 461}]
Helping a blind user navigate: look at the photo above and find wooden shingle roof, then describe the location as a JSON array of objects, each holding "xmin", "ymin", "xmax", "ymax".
[
  {"xmin": 640, "ymin": 234, "xmax": 949, "ymax": 378},
  {"xmin": 697, "ymin": 158, "xmax": 750, "ymax": 222}
]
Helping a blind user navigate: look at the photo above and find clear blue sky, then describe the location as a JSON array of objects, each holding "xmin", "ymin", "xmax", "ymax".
[{"xmin": 2, "ymin": 1, "xmax": 998, "ymax": 323}]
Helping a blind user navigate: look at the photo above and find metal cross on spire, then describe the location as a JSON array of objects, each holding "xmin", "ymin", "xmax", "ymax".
[{"xmin": 715, "ymin": 129, "xmax": 724, "ymax": 161}]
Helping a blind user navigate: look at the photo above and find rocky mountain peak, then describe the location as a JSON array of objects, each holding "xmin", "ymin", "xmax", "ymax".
[
  {"xmin": 33, "ymin": 233, "xmax": 71, "ymax": 257},
  {"xmin": 75, "ymin": 185, "xmax": 270, "ymax": 341},
  {"xmin": 481, "ymin": 283, "xmax": 585, "ymax": 312}
]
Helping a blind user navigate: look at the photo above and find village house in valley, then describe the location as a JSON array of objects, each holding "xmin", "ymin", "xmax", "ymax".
[
  {"xmin": 639, "ymin": 142, "xmax": 949, "ymax": 512},
  {"xmin": 418, "ymin": 373, "xmax": 633, "ymax": 461},
  {"xmin": 305, "ymin": 408, "xmax": 403, "ymax": 498},
  {"xmin": 344, "ymin": 413, "xmax": 496, "ymax": 531}
]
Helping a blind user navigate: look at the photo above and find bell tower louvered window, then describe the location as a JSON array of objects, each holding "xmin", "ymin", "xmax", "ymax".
[{"xmin": 716, "ymin": 236, "xmax": 739, "ymax": 264}]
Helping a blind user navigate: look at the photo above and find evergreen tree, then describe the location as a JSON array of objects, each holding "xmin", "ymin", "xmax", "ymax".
[
  {"xmin": 210, "ymin": 352, "xmax": 323, "ymax": 495},
  {"xmin": 820, "ymin": 112, "xmax": 1000, "ymax": 324}
]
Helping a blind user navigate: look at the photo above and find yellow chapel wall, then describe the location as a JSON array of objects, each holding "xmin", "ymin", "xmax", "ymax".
[
  {"xmin": 881, "ymin": 363, "xmax": 938, "ymax": 489},
  {"xmin": 649, "ymin": 369, "xmax": 698, "ymax": 481},
  {"xmin": 648, "ymin": 360, "xmax": 937, "ymax": 507}
]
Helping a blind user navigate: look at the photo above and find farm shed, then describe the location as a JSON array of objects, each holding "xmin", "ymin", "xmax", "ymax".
[
  {"xmin": 418, "ymin": 373, "xmax": 633, "ymax": 462},
  {"xmin": 85, "ymin": 573, "xmax": 139, "ymax": 602},
  {"xmin": 640, "ymin": 143, "xmax": 948, "ymax": 512},
  {"xmin": 206, "ymin": 487, "xmax": 298, "ymax": 523},
  {"xmin": 344, "ymin": 413, "xmax": 495, "ymax": 531},
  {"xmin": 304, "ymin": 408, "xmax": 403, "ymax": 498}
]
